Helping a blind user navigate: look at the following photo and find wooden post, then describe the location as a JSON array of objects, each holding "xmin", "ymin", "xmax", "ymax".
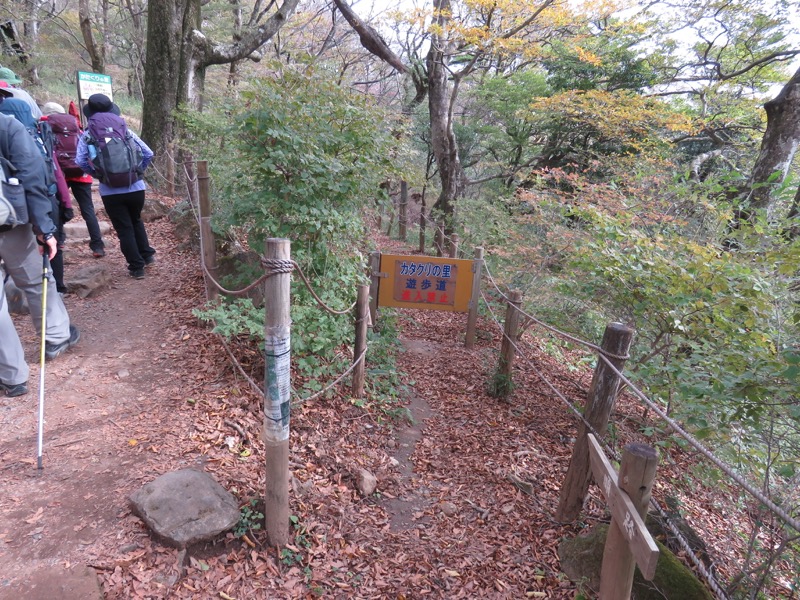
[
  {"xmin": 418, "ymin": 210, "xmax": 426, "ymax": 253},
  {"xmin": 498, "ymin": 290, "xmax": 522, "ymax": 381},
  {"xmin": 166, "ymin": 141, "xmax": 175, "ymax": 197},
  {"xmin": 184, "ymin": 158, "xmax": 197, "ymax": 206},
  {"xmin": 464, "ymin": 247, "xmax": 484, "ymax": 349},
  {"xmin": 263, "ymin": 238, "xmax": 291, "ymax": 548},
  {"xmin": 587, "ymin": 435, "xmax": 660, "ymax": 598},
  {"xmin": 368, "ymin": 252, "xmax": 381, "ymax": 328},
  {"xmin": 556, "ymin": 323, "xmax": 634, "ymax": 522},
  {"xmin": 352, "ymin": 285, "xmax": 369, "ymax": 397},
  {"xmin": 448, "ymin": 234, "xmax": 459, "ymax": 258},
  {"xmin": 197, "ymin": 161, "xmax": 217, "ymax": 301},
  {"xmin": 399, "ymin": 181, "xmax": 408, "ymax": 241},
  {"xmin": 434, "ymin": 225, "xmax": 444, "ymax": 257}
]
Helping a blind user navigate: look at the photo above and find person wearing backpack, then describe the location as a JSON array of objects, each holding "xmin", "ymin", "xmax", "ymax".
[
  {"xmin": 76, "ymin": 94, "xmax": 154, "ymax": 280},
  {"xmin": 0, "ymin": 94, "xmax": 81, "ymax": 397},
  {"xmin": 0, "ymin": 96, "xmax": 73, "ymax": 294},
  {"xmin": 42, "ymin": 101, "xmax": 106, "ymax": 258}
]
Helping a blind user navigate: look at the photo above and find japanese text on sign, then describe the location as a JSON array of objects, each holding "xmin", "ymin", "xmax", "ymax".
[{"xmin": 377, "ymin": 254, "xmax": 474, "ymax": 313}]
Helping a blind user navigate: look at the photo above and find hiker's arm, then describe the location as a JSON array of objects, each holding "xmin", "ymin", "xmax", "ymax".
[
  {"xmin": 75, "ymin": 133, "xmax": 94, "ymax": 176},
  {"xmin": 130, "ymin": 131, "xmax": 154, "ymax": 170}
]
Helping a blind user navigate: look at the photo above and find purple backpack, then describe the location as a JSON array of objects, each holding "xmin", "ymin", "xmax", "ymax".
[{"xmin": 86, "ymin": 112, "xmax": 143, "ymax": 188}]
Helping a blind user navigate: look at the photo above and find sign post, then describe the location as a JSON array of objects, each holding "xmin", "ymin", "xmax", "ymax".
[
  {"xmin": 587, "ymin": 434, "xmax": 660, "ymax": 599},
  {"xmin": 75, "ymin": 71, "xmax": 113, "ymax": 126}
]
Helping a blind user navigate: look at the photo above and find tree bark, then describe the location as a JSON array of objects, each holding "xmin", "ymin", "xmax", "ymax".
[
  {"xmin": 79, "ymin": 0, "xmax": 104, "ymax": 73},
  {"xmin": 141, "ymin": 0, "xmax": 300, "ymax": 164},
  {"xmin": 744, "ymin": 66, "xmax": 800, "ymax": 213},
  {"xmin": 427, "ymin": 0, "xmax": 464, "ymax": 228}
]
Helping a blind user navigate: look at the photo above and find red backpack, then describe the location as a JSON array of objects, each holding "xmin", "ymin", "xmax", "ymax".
[{"xmin": 47, "ymin": 112, "xmax": 85, "ymax": 179}]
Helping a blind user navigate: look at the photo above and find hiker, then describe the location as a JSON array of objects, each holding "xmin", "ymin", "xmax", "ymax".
[
  {"xmin": 0, "ymin": 68, "xmax": 42, "ymax": 119},
  {"xmin": 41, "ymin": 101, "xmax": 105, "ymax": 258},
  {"xmin": 0, "ymin": 99, "xmax": 81, "ymax": 398},
  {"xmin": 76, "ymin": 93, "xmax": 155, "ymax": 280},
  {"xmin": 0, "ymin": 96, "xmax": 73, "ymax": 294}
]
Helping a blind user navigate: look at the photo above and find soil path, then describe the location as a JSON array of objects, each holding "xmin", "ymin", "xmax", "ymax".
[{"xmin": 0, "ymin": 194, "xmax": 202, "ymax": 598}]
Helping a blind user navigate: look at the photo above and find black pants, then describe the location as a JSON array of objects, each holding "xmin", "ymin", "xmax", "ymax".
[
  {"xmin": 68, "ymin": 181, "xmax": 104, "ymax": 253},
  {"xmin": 101, "ymin": 190, "xmax": 155, "ymax": 272}
]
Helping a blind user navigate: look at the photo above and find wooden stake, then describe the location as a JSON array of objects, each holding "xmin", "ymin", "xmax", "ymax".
[
  {"xmin": 587, "ymin": 437, "xmax": 660, "ymax": 598},
  {"xmin": 448, "ymin": 234, "xmax": 459, "ymax": 259},
  {"xmin": 399, "ymin": 181, "xmax": 408, "ymax": 241},
  {"xmin": 263, "ymin": 238, "xmax": 291, "ymax": 548},
  {"xmin": 352, "ymin": 285, "xmax": 369, "ymax": 397},
  {"xmin": 556, "ymin": 322, "xmax": 634, "ymax": 523},
  {"xmin": 197, "ymin": 160, "xmax": 217, "ymax": 301},
  {"xmin": 464, "ymin": 247, "xmax": 484, "ymax": 349},
  {"xmin": 498, "ymin": 290, "xmax": 522, "ymax": 382},
  {"xmin": 368, "ymin": 252, "xmax": 381, "ymax": 328}
]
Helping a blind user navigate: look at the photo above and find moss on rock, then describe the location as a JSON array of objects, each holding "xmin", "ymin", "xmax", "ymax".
[{"xmin": 558, "ymin": 524, "xmax": 713, "ymax": 599}]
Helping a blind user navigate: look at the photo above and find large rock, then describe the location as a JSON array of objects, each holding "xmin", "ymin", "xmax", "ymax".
[
  {"xmin": 65, "ymin": 263, "xmax": 113, "ymax": 299},
  {"xmin": 558, "ymin": 524, "xmax": 713, "ymax": 599},
  {"xmin": 129, "ymin": 469, "xmax": 241, "ymax": 548},
  {"xmin": 142, "ymin": 198, "xmax": 170, "ymax": 222},
  {"xmin": 63, "ymin": 220, "xmax": 112, "ymax": 243}
]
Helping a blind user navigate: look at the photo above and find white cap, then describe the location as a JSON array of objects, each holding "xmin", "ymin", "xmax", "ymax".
[{"xmin": 41, "ymin": 101, "xmax": 66, "ymax": 116}]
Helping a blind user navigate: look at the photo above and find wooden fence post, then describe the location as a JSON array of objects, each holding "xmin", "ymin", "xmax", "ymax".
[
  {"xmin": 498, "ymin": 290, "xmax": 522, "ymax": 382},
  {"xmin": 434, "ymin": 225, "xmax": 444, "ymax": 257},
  {"xmin": 556, "ymin": 322, "xmax": 634, "ymax": 523},
  {"xmin": 587, "ymin": 435, "xmax": 660, "ymax": 598},
  {"xmin": 184, "ymin": 157, "xmax": 196, "ymax": 206},
  {"xmin": 464, "ymin": 247, "xmax": 484, "ymax": 349},
  {"xmin": 263, "ymin": 238, "xmax": 291, "ymax": 548},
  {"xmin": 197, "ymin": 160, "xmax": 217, "ymax": 301},
  {"xmin": 418, "ymin": 210, "xmax": 426, "ymax": 253},
  {"xmin": 399, "ymin": 181, "xmax": 408, "ymax": 241},
  {"xmin": 448, "ymin": 234, "xmax": 459, "ymax": 259},
  {"xmin": 368, "ymin": 252, "xmax": 381, "ymax": 328},
  {"xmin": 352, "ymin": 285, "xmax": 369, "ymax": 397},
  {"xmin": 166, "ymin": 141, "xmax": 175, "ymax": 197}
]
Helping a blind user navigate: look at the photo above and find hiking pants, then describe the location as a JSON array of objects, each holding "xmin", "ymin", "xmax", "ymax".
[
  {"xmin": 101, "ymin": 190, "xmax": 154, "ymax": 273},
  {"xmin": 0, "ymin": 225, "xmax": 71, "ymax": 385}
]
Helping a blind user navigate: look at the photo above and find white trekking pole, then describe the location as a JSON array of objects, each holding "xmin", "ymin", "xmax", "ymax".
[{"xmin": 37, "ymin": 251, "xmax": 49, "ymax": 471}]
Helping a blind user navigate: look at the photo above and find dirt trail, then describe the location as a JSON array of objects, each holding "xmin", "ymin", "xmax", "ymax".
[{"xmin": 0, "ymin": 196, "xmax": 202, "ymax": 598}]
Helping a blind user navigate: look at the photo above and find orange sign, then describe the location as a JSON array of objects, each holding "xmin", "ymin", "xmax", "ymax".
[{"xmin": 377, "ymin": 254, "xmax": 475, "ymax": 313}]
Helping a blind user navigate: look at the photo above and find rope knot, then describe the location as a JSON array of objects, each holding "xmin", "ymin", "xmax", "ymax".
[{"xmin": 261, "ymin": 258, "xmax": 295, "ymax": 276}]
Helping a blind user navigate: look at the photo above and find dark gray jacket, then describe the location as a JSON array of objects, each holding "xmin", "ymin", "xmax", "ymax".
[{"xmin": 0, "ymin": 113, "xmax": 55, "ymax": 235}]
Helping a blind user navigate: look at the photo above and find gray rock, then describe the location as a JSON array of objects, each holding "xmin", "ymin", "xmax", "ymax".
[
  {"xmin": 63, "ymin": 220, "xmax": 112, "ymax": 243},
  {"xmin": 355, "ymin": 468, "xmax": 378, "ymax": 496},
  {"xmin": 439, "ymin": 501, "xmax": 458, "ymax": 516},
  {"xmin": 66, "ymin": 263, "xmax": 113, "ymax": 298},
  {"xmin": 142, "ymin": 198, "xmax": 170, "ymax": 222},
  {"xmin": 129, "ymin": 469, "xmax": 241, "ymax": 548}
]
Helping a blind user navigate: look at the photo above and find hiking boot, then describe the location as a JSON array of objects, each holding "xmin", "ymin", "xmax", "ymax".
[
  {"xmin": 130, "ymin": 268, "xmax": 145, "ymax": 279},
  {"xmin": 0, "ymin": 381, "xmax": 28, "ymax": 397},
  {"xmin": 44, "ymin": 325, "xmax": 80, "ymax": 361},
  {"xmin": 92, "ymin": 248, "xmax": 106, "ymax": 258},
  {"xmin": 144, "ymin": 255, "xmax": 155, "ymax": 267}
]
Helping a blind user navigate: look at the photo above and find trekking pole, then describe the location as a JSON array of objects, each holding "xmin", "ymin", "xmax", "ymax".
[{"xmin": 37, "ymin": 251, "xmax": 50, "ymax": 471}]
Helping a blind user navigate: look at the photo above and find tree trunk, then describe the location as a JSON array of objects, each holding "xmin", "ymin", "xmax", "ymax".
[
  {"xmin": 745, "ymin": 66, "xmax": 800, "ymax": 213},
  {"xmin": 141, "ymin": 0, "xmax": 299, "ymax": 165},
  {"xmin": 141, "ymin": 0, "xmax": 190, "ymax": 163},
  {"xmin": 79, "ymin": 0, "xmax": 104, "ymax": 73},
  {"xmin": 427, "ymin": 0, "xmax": 464, "ymax": 229}
]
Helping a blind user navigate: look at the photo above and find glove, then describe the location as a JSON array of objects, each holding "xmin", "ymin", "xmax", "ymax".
[{"xmin": 61, "ymin": 206, "xmax": 75, "ymax": 222}]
